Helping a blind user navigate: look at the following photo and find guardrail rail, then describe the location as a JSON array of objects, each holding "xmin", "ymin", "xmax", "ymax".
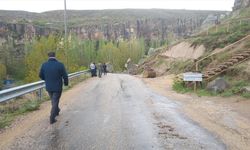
[{"xmin": 0, "ymin": 70, "xmax": 89, "ymax": 103}]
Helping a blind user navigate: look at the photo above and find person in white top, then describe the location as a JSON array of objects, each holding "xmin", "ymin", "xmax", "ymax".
[{"xmin": 90, "ymin": 62, "xmax": 96, "ymax": 77}]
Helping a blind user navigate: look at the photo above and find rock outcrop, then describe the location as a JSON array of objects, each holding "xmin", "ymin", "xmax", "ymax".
[
  {"xmin": 0, "ymin": 22, "xmax": 60, "ymax": 64},
  {"xmin": 206, "ymin": 78, "xmax": 230, "ymax": 93},
  {"xmin": 233, "ymin": 0, "xmax": 250, "ymax": 10}
]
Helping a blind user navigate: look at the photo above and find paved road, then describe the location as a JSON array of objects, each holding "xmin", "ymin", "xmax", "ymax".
[{"xmin": 7, "ymin": 74, "xmax": 226, "ymax": 150}]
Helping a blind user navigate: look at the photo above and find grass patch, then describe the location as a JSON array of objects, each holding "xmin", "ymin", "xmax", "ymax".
[
  {"xmin": 221, "ymin": 79, "xmax": 250, "ymax": 98},
  {"xmin": 172, "ymin": 78, "xmax": 250, "ymax": 99},
  {"xmin": 169, "ymin": 60, "xmax": 193, "ymax": 74},
  {"xmin": 242, "ymin": 92, "xmax": 250, "ymax": 99},
  {"xmin": 0, "ymin": 99, "xmax": 43, "ymax": 129},
  {"xmin": 192, "ymin": 17, "xmax": 250, "ymax": 51},
  {"xmin": 172, "ymin": 81, "xmax": 192, "ymax": 93},
  {"xmin": 197, "ymin": 89, "xmax": 217, "ymax": 97},
  {"xmin": 0, "ymin": 114, "xmax": 14, "ymax": 129},
  {"xmin": 239, "ymin": 7, "xmax": 250, "ymax": 18}
]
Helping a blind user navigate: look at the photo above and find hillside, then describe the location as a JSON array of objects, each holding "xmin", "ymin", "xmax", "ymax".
[
  {"xmin": 137, "ymin": 5, "xmax": 250, "ymax": 98},
  {"xmin": 0, "ymin": 9, "xmax": 227, "ymax": 41},
  {"xmin": 0, "ymin": 9, "xmax": 227, "ymax": 86},
  {"xmin": 0, "ymin": 9, "xmax": 226, "ymax": 27}
]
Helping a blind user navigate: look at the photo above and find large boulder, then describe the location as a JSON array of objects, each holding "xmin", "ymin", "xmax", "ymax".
[
  {"xmin": 125, "ymin": 58, "xmax": 138, "ymax": 75},
  {"xmin": 127, "ymin": 64, "xmax": 138, "ymax": 75},
  {"xmin": 206, "ymin": 78, "xmax": 230, "ymax": 93},
  {"xmin": 240, "ymin": 86, "xmax": 250, "ymax": 93},
  {"xmin": 143, "ymin": 68, "xmax": 156, "ymax": 78},
  {"xmin": 148, "ymin": 48, "xmax": 155, "ymax": 56}
]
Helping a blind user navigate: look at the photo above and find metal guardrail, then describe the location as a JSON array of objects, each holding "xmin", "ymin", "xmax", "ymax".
[{"xmin": 0, "ymin": 70, "xmax": 89, "ymax": 103}]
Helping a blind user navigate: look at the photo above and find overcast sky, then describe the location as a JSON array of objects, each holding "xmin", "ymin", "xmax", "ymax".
[{"xmin": 0, "ymin": 0, "xmax": 235, "ymax": 13}]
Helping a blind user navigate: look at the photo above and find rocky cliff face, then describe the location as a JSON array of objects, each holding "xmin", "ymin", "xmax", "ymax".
[
  {"xmin": 0, "ymin": 9, "xmax": 227, "ymax": 66},
  {"xmin": 0, "ymin": 22, "xmax": 60, "ymax": 64},
  {"xmin": 69, "ymin": 17, "xmax": 205, "ymax": 41},
  {"xmin": 233, "ymin": 0, "xmax": 250, "ymax": 10}
]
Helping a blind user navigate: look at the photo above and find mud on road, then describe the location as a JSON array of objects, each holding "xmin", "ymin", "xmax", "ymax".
[
  {"xmin": 143, "ymin": 75, "xmax": 250, "ymax": 150},
  {"xmin": 0, "ymin": 74, "xmax": 231, "ymax": 150}
]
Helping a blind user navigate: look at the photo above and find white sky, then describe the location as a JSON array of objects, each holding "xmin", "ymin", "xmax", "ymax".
[{"xmin": 0, "ymin": 0, "xmax": 235, "ymax": 13}]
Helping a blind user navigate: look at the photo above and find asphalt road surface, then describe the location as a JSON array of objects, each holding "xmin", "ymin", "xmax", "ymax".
[{"xmin": 5, "ymin": 74, "xmax": 226, "ymax": 150}]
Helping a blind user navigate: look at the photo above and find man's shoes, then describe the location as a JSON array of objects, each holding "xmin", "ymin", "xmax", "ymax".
[
  {"xmin": 50, "ymin": 119, "xmax": 57, "ymax": 124},
  {"xmin": 56, "ymin": 108, "xmax": 61, "ymax": 116}
]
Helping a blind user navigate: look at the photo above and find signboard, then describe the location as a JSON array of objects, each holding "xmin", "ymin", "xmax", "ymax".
[{"xmin": 183, "ymin": 72, "xmax": 203, "ymax": 82}]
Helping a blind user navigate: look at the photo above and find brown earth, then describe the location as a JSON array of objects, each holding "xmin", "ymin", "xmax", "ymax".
[
  {"xmin": 141, "ymin": 75, "xmax": 250, "ymax": 150},
  {"xmin": 161, "ymin": 42, "xmax": 205, "ymax": 60}
]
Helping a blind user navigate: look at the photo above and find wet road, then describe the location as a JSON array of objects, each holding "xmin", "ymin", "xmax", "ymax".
[{"xmin": 7, "ymin": 74, "xmax": 226, "ymax": 150}]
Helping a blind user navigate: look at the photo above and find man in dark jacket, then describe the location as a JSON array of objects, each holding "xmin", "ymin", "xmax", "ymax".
[{"xmin": 39, "ymin": 52, "xmax": 68, "ymax": 124}]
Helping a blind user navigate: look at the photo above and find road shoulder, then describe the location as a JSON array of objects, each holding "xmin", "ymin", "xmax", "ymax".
[{"xmin": 141, "ymin": 75, "xmax": 250, "ymax": 150}]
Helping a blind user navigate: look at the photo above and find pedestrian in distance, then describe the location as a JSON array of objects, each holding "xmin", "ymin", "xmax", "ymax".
[
  {"xmin": 103, "ymin": 63, "xmax": 107, "ymax": 75},
  {"xmin": 39, "ymin": 52, "xmax": 68, "ymax": 124},
  {"xmin": 97, "ymin": 63, "xmax": 103, "ymax": 78},
  {"xmin": 90, "ymin": 62, "xmax": 96, "ymax": 77},
  {"xmin": 93, "ymin": 62, "xmax": 97, "ymax": 77}
]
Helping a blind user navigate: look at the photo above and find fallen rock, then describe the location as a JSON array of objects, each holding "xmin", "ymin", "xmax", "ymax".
[
  {"xmin": 143, "ymin": 68, "xmax": 156, "ymax": 78},
  {"xmin": 127, "ymin": 63, "xmax": 138, "ymax": 75},
  {"xmin": 206, "ymin": 77, "xmax": 230, "ymax": 93},
  {"xmin": 240, "ymin": 86, "xmax": 250, "ymax": 93}
]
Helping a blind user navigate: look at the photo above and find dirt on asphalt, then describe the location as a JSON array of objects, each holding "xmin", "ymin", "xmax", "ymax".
[{"xmin": 142, "ymin": 75, "xmax": 250, "ymax": 150}]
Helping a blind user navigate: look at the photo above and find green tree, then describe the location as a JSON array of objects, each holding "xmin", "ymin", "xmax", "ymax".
[
  {"xmin": 25, "ymin": 35, "xmax": 60, "ymax": 82},
  {"xmin": 0, "ymin": 63, "xmax": 7, "ymax": 80}
]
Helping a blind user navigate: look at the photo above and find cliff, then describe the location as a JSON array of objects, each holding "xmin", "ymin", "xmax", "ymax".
[
  {"xmin": 233, "ymin": 0, "xmax": 250, "ymax": 10},
  {"xmin": 0, "ymin": 9, "xmax": 227, "ymax": 66}
]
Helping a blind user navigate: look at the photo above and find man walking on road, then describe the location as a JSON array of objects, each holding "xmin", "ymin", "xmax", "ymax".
[{"xmin": 39, "ymin": 52, "xmax": 68, "ymax": 124}]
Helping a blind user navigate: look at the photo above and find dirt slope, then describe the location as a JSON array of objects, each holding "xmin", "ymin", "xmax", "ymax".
[{"xmin": 161, "ymin": 42, "xmax": 205, "ymax": 60}]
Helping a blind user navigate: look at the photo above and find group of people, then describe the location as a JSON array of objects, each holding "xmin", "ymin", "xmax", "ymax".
[
  {"xmin": 39, "ymin": 51, "xmax": 108, "ymax": 124},
  {"xmin": 89, "ymin": 62, "xmax": 107, "ymax": 78}
]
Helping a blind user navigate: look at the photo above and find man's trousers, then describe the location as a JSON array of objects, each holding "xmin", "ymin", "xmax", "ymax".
[{"xmin": 48, "ymin": 91, "xmax": 62, "ymax": 122}]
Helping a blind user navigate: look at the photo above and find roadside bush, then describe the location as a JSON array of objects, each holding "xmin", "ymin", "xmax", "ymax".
[
  {"xmin": 227, "ymin": 31, "xmax": 245, "ymax": 43},
  {"xmin": 172, "ymin": 81, "xmax": 192, "ymax": 93},
  {"xmin": 0, "ymin": 99, "xmax": 41, "ymax": 129},
  {"xmin": 0, "ymin": 63, "xmax": 7, "ymax": 80},
  {"xmin": 242, "ymin": 92, "xmax": 250, "ymax": 99}
]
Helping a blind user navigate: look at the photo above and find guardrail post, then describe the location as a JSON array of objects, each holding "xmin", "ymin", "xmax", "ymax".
[{"xmin": 38, "ymin": 88, "xmax": 42, "ymax": 100}]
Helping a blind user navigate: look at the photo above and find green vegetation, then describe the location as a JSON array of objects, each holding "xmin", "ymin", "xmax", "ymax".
[
  {"xmin": 172, "ymin": 81, "xmax": 192, "ymax": 94},
  {"xmin": 169, "ymin": 60, "xmax": 193, "ymax": 74},
  {"xmin": 172, "ymin": 81, "xmax": 216, "ymax": 96},
  {"xmin": 192, "ymin": 8, "xmax": 250, "ymax": 51},
  {"xmin": 238, "ymin": 7, "xmax": 250, "ymax": 18},
  {"xmin": 221, "ymin": 79, "xmax": 250, "ymax": 98},
  {"xmin": 23, "ymin": 35, "xmax": 145, "ymax": 82},
  {"xmin": 0, "ymin": 99, "xmax": 42, "ymax": 129},
  {"xmin": 172, "ymin": 79, "xmax": 250, "ymax": 99},
  {"xmin": 0, "ymin": 63, "xmax": 6, "ymax": 81},
  {"xmin": 192, "ymin": 24, "xmax": 250, "ymax": 51}
]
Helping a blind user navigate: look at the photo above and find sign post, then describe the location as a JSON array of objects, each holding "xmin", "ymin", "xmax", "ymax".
[{"xmin": 183, "ymin": 72, "xmax": 203, "ymax": 92}]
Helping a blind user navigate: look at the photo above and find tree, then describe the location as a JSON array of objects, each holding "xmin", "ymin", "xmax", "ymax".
[
  {"xmin": 25, "ymin": 35, "xmax": 60, "ymax": 82},
  {"xmin": 0, "ymin": 63, "xmax": 7, "ymax": 80}
]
